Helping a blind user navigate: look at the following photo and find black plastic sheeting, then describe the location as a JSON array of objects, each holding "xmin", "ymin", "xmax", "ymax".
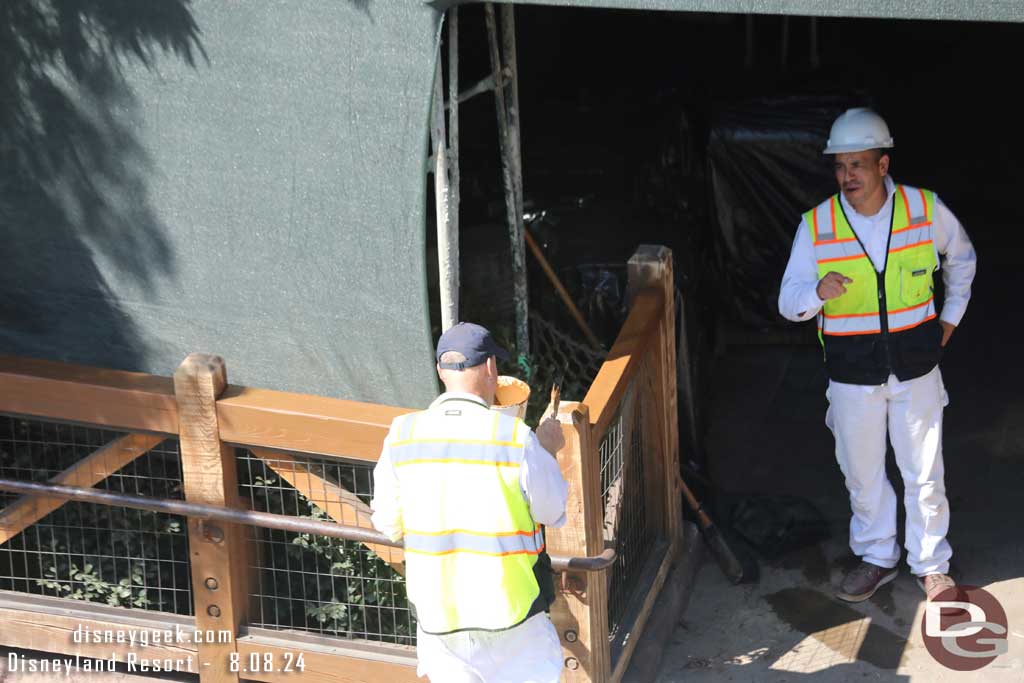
[
  {"xmin": 728, "ymin": 494, "xmax": 830, "ymax": 560},
  {"xmin": 707, "ymin": 96, "xmax": 863, "ymax": 329}
]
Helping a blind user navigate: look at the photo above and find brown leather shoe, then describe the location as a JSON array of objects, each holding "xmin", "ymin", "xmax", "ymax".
[
  {"xmin": 836, "ymin": 561, "xmax": 898, "ymax": 602},
  {"xmin": 917, "ymin": 573, "xmax": 957, "ymax": 602}
]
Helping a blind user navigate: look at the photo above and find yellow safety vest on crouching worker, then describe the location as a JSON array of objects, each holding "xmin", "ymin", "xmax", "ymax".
[
  {"xmin": 804, "ymin": 184, "xmax": 942, "ymax": 384},
  {"xmin": 388, "ymin": 400, "xmax": 545, "ymax": 634}
]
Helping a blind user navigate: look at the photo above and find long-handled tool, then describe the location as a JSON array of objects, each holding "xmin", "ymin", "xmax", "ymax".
[
  {"xmin": 677, "ymin": 474, "xmax": 758, "ymax": 584},
  {"xmin": 524, "ymin": 226, "xmax": 604, "ymax": 349},
  {"xmin": 546, "ymin": 363, "xmax": 565, "ymax": 419}
]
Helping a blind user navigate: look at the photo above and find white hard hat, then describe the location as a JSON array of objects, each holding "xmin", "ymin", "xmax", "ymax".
[{"xmin": 823, "ymin": 108, "xmax": 894, "ymax": 155}]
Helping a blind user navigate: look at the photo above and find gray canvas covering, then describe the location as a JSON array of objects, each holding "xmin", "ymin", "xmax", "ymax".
[{"xmin": 3, "ymin": 0, "xmax": 1021, "ymax": 411}]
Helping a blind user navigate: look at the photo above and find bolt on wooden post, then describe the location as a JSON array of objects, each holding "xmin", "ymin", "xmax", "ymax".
[
  {"xmin": 174, "ymin": 354, "xmax": 249, "ymax": 683},
  {"xmin": 546, "ymin": 402, "xmax": 611, "ymax": 682}
]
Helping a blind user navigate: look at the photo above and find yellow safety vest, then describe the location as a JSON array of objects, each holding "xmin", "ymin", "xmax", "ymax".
[
  {"xmin": 388, "ymin": 399, "xmax": 543, "ymax": 634},
  {"xmin": 805, "ymin": 184, "xmax": 938, "ymax": 338}
]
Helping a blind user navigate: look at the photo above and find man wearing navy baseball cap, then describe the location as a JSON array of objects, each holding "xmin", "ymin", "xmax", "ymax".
[
  {"xmin": 435, "ymin": 321, "xmax": 509, "ymax": 370},
  {"xmin": 371, "ymin": 322, "xmax": 569, "ymax": 682}
]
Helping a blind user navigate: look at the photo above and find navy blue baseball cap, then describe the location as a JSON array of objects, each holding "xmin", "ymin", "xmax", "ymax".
[{"xmin": 436, "ymin": 322, "xmax": 510, "ymax": 370}]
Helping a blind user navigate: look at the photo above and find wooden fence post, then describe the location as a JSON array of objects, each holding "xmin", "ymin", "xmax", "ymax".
[
  {"xmin": 174, "ymin": 354, "xmax": 248, "ymax": 683},
  {"xmin": 546, "ymin": 402, "xmax": 610, "ymax": 682},
  {"xmin": 627, "ymin": 246, "xmax": 683, "ymax": 552}
]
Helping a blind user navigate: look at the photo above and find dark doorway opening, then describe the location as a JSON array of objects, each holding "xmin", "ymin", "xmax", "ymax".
[{"xmin": 448, "ymin": 6, "xmax": 1023, "ymax": 677}]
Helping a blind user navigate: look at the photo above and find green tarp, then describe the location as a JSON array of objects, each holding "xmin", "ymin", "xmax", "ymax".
[{"xmin": 2, "ymin": 0, "xmax": 443, "ymax": 407}]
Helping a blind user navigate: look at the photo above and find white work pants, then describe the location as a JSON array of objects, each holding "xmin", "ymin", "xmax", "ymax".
[
  {"xmin": 825, "ymin": 366, "xmax": 952, "ymax": 576},
  {"xmin": 415, "ymin": 612, "xmax": 563, "ymax": 683}
]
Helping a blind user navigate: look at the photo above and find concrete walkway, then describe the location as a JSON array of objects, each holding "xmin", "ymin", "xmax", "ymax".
[{"xmin": 657, "ymin": 525, "xmax": 1023, "ymax": 681}]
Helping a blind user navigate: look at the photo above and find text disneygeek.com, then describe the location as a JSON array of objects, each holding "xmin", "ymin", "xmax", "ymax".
[{"xmin": 74, "ymin": 624, "xmax": 233, "ymax": 647}]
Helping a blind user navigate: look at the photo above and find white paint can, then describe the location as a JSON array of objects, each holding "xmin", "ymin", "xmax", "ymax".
[{"xmin": 492, "ymin": 376, "xmax": 530, "ymax": 420}]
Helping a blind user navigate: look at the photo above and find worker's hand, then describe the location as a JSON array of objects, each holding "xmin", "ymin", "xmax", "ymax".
[
  {"xmin": 940, "ymin": 320, "xmax": 956, "ymax": 347},
  {"xmin": 816, "ymin": 272, "xmax": 853, "ymax": 301},
  {"xmin": 536, "ymin": 417, "xmax": 565, "ymax": 455}
]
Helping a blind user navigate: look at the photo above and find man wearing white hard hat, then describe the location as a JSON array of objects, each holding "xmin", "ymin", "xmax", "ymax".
[{"xmin": 778, "ymin": 108, "xmax": 977, "ymax": 603}]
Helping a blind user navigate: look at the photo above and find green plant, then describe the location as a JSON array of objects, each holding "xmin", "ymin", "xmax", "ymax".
[
  {"xmin": 244, "ymin": 459, "xmax": 413, "ymax": 644},
  {"xmin": 37, "ymin": 560, "xmax": 150, "ymax": 607},
  {"xmin": 0, "ymin": 423, "xmax": 189, "ymax": 613}
]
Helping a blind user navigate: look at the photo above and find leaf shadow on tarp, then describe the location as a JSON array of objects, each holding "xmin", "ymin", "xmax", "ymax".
[
  {"xmin": 348, "ymin": 0, "xmax": 374, "ymax": 20},
  {"xmin": 0, "ymin": 0, "xmax": 205, "ymax": 369}
]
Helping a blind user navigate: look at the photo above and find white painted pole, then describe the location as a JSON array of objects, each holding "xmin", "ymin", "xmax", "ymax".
[{"xmin": 431, "ymin": 50, "xmax": 457, "ymax": 332}]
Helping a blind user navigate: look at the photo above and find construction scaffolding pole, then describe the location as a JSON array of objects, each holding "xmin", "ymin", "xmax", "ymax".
[
  {"xmin": 486, "ymin": 2, "xmax": 529, "ymax": 358},
  {"xmin": 501, "ymin": 4, "xmax": 524, "ymax": 232},
  {"xmin": 448, "ymin": 7, "xmax": 461, "ymax": 330}
]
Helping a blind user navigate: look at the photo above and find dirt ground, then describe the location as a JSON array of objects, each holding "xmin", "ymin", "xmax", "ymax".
[{"xmin": 655, "ymin": 248, "xmax": 1024, "ymax": 681}]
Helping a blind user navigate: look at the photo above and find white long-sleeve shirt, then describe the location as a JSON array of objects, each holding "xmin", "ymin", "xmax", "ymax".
[
  {"xmin": 779, "ymin": 175, "xmax": 977, "ymax": 327},
  {"xmin": 370, "ymin": 391, "xmax": 569, "ymax": 541}
]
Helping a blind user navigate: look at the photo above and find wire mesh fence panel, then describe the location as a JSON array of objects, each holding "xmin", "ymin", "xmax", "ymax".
[
  {"xmin": 598, "ymin": 377, "xmax": 657, "ymax": 641},
  {"xmin": 0, "ymin": 415, "xmax": 192, "ymax": 615},
  {"xmin": 238, "ymin": 449, "xmax": 414, "ymax": 646}
]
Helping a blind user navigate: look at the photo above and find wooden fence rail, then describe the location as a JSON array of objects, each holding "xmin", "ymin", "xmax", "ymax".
[{"xmin": 0, "ymin": 244, "xmax": 682, "ymax": 683}]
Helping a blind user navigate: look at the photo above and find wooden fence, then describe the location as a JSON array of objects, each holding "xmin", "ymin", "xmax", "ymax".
[{"xmin": 0, "ymin": 245, "xmax": 682, "ymax": 683}]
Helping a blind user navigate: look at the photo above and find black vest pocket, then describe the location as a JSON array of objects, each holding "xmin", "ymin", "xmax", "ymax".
[
  {"xmin": 890, "ymin": 318, "xmax": 942, "ymax": 381},
  {"xmin": 824, "ymin": 335, "xmax": 890, "ymax": 384}
]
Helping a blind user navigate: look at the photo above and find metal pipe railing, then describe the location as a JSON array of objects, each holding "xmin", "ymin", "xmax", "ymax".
[{"xmin": 0, "ymin": 478, "xmax": 615, "ymax": 572}]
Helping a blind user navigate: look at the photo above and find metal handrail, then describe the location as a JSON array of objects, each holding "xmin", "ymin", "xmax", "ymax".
[{"xmin": 0, "ymin": 478, "xmax": 615, "ymax": 572}]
